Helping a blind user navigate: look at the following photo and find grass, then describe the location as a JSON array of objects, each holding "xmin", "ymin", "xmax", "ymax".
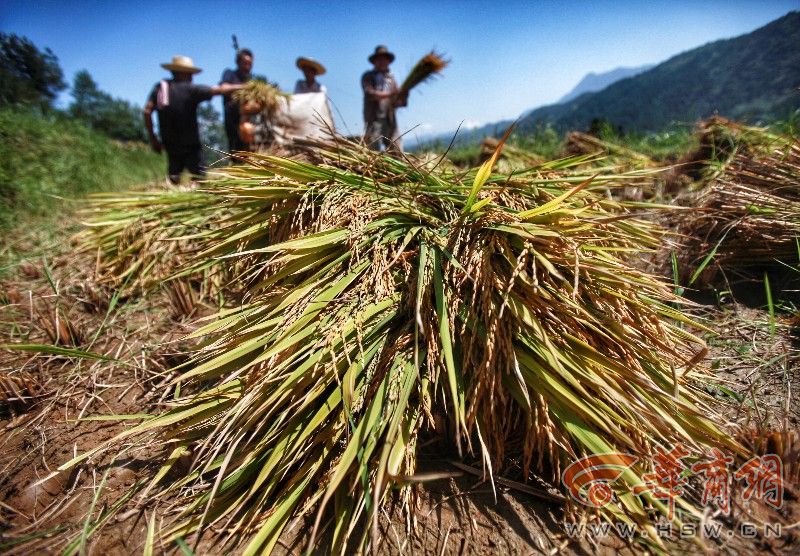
[
  {"xmin": 0, "ymin": 108, "xmax": 163, "ymax": 232},
  {"xmin": 0, "ymin": 108, "xmax": 164, "ymax": 276}
]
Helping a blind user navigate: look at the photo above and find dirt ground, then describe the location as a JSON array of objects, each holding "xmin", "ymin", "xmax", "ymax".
[{"xmin": 1, "ymin": 229, "xmax": 799, "ymax": 555}]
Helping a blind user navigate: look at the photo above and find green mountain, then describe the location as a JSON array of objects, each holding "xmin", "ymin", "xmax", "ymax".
[
  {"xmin": 517, "ymin": 11, "xmax": 800, "ymax": 134},
  {"xmin": 556, "ymin": 64, "xmax": 653, "ymax": 104}
]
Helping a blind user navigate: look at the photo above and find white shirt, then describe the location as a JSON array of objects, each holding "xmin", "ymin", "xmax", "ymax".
[{"xmin": 294, "ymin": 80, "xmax": 326, "ymax": 94}]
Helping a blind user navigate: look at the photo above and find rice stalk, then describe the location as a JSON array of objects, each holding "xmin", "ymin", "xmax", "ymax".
[
  {"xmin": 233, "ymin": 80, "xmax": 289, "ymax": 122},
  {"xmin": 676, "ymin": 139, "xmax": 800, "ymax": 285},
  {"xmin": 65, "ymin": 138, "xmax": 743, "ymax": 554},
  {"xmin": 399, "ymin": 51, "xmax": 449, "ymax": 96},
  {"xmin": 75, "ymin": 189, "xmax": 231, "ymax": 296}
]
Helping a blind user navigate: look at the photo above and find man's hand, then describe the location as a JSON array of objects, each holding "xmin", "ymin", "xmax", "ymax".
[
  {"xmin": 393, "ymin": 90, "xmax": 408, "ymax": 108},
  {"xmin": 143, "ymin": 102, "xmax": 161, "ymax": 153}
]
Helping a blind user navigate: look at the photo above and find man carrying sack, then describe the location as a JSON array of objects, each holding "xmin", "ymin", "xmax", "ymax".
[
  {"xmin": 144, "ymin": 55, "xmax": 243, "ymax": 184},
  {"xmin": 361, "ymin": 45, "xmax": 407, "ymax": 153}
]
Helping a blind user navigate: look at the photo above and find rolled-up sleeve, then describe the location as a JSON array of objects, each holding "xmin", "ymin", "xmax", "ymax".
[{"xmin": 193, "ymin": 84, "xmax": 214, "ymax": 103}]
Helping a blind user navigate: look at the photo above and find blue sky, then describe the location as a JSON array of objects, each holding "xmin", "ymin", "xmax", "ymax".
[{"xmin": 1, "ymin": 1, "xmax": 797, "ymax": 142}]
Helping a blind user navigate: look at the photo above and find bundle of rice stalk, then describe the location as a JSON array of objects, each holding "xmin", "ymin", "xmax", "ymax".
[
  {"xmin": 175, "ymin": 141, "xmax": 666, "ymax": 289},
  {"xmin": 678, "ymin": 116, "xmax": 793, "ymax": 183},
  {"xmin": 62, "ymin": 140, "xmax": 743, "ymax": 554},
  {"xmin": 676, "ymin": 141, "xmax": 800, "ymax": 286},
  {"xmin": 234, "ymin": 79, "xmax": 288, "ymax": 120},
  {"xmin": 479, "ymin": 136, "xmax": 544, "ymax": 171},
  {"xmin": 399, "ymin": 51, "xmax": 448, "ymax": 97},
  {"xmin": 75, "ymin": 189, "xmax": 231, "ymax": 295},
  {"xmin": 563, "ymin": 131, "xmax": 654, "ymax": 169}
]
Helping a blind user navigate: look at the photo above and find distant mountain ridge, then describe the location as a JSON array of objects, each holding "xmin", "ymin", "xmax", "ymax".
[
  {"xmin": 556, "ymin": 64, "xmax": 654, "ymax": 104},
  {"xmin": 515, "ymin": 11, "xmax": 800, "ymax": 135},
  {"xmin": 416, "ymin": 11, "xmax": 800, "ymax": 149}
]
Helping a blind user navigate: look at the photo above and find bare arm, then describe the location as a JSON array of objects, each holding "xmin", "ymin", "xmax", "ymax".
[
  {"xmin": 364, "ymin": 86, "xmax": 392, "ymax": 100},
  {"xmin": 143, "ymin": 100, "xmax": 162, "ymax": 154},
  {"xmin": 210, "ymin": 83, "xmax": 245, "ymax": 96},
  {"xmin": 390, "ymin": 76, "xmax": 407, "ymax": 108}
]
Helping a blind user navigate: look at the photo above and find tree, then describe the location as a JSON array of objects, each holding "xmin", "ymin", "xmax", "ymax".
[
  {"xmin": 69, "ymin": 70, "xmax": 104, "ymax": 121},
  {"xmin": 198, "ymin": 103, "xmax": 226, "ymax": 152},
  {"xmin": 68, "ymin": 70, "xmax": 145, "ymax": 141},
  {"xmin": 0, "ymin": 33, "xmax": 66, "ymax": 109}
]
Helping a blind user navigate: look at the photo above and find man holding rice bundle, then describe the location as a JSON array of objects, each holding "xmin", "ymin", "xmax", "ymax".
[
  {"xmin": 361, "ymin": 46, "xmax": 448, "ymax": 153},
  {"xmin": 361, "ymin": 45, "xmax": 407, "ymax": 153},
  {"xmin": 143, "ymin": 55, "xmax": 243, "ymax": 184}
]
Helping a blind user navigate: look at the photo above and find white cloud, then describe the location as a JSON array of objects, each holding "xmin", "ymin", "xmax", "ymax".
[{"xmin": 460, "ymin": 119, "xmax": 483, "ymax": 130}]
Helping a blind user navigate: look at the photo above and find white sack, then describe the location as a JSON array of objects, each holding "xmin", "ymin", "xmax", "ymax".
[{"xmin": 271, "ymin": 92, "xmax": 336, "ymax": 146}]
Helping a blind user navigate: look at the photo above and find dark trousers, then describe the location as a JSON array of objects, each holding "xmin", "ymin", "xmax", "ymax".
[
  {"xmin": 225, "ymin": 117, "xmax": 247, "ymax": 152},
  {"xmin": 166, "ymin": 145, "xmax": 204, "ymax": 184},
  {"xmin": 365, "ymin": 118, "xmax": 402, "ymax": 153}
]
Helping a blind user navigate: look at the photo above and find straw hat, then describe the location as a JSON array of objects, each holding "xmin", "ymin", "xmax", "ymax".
[
  {"xmin": 368, "ymin": 45, "xmax": 395, "ymax": 64},
  {"xmin": 161, "ymin": 55, "xmax": 202, "ymax": 74},
  {"xmin": 296, "ymin": 57, "xmax": 326, "ymax": 75}
]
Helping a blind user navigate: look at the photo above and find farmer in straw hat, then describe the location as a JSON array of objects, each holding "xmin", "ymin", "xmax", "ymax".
[
  {"xmin": 361, "ymin": 45, "xmax": 407, "ymax": 153},
  {"xmin": 294, "ymin": 57, "xmax": 327, "ymax": 94},
  {"xmin": 144, "ymin": 55, "xmax": 243, "ymax": 184}
]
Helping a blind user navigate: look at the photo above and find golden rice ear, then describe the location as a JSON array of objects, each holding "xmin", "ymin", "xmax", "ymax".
[
  {"xmin": 166, "ymin": 279, "xmax": 197, "ymax": 320},
  {"xmin": 399, "ymin": 51, "xmax": 449, "ymax": 96}
]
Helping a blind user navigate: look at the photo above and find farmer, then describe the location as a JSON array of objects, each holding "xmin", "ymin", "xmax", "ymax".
[
  {"xmin": 144, "ymin": 55, "xmax": 243, "ymax": 184},
  {"xmin": 294, "ymin": 57, "xmax": 327, "ymax": 94},
  {"xmin": 220, "ymin": 48, "xmax": 254, "ymax": 152},
  {"xmin": 361, "ymin": 45, "xmax": 407, "ymax": 152}
]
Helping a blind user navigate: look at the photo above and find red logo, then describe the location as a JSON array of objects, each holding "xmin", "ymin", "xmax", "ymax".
[
  {"xmin": 563, "ymin": 446, "xmax": 784, "ymax": 514},
  {"xmin": 562, "ymin": 453, "xmax": 639, "ymax": 508}
]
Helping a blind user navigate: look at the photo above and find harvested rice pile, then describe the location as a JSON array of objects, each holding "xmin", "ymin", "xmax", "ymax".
[
  {"xmin": 676, "ymin": 132, "xmax": 800, "ymax": 286},
  {"xmin": 676, "ymin": 116, "xmax": 790, "ymax": 183},
  {"xmin": 563, "ymin": 131, "xmax": 654, "ymax": 169},
  {"xmin": 74, "ymin": 189, "xmax": 230, "ymax": 296},
  {"xmin": 61, "ymin": 139, "xmax": 743, "ymax": 554}
]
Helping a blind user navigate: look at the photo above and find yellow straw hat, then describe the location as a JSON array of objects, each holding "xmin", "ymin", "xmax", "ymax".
[
  {"xmin": 296, "ymin": 57, "xmax": 326, "ymax": 75},
  {"xmin": 161, "ymin": 55, "xmax": 202, "ymax": 74}
]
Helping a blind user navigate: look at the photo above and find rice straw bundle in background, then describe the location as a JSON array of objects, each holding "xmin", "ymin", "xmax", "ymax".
[
  {"xmin": 677, "ymin": 116, "xmax": 792, "ymax": 183},
  {"xmin": 676, "ymin": 138, "xmax": 800, "ymax": 286},
  {"xmin": 75, "ymin": 189, "xmax": 232, "ymax": 296},
  {"xmin": 399, "ymin": 51, "xmax": 449, "ymax": 97},
  {"xmin": 233, "ymin": 79, "xmax": 288, "ymax": 121}
]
